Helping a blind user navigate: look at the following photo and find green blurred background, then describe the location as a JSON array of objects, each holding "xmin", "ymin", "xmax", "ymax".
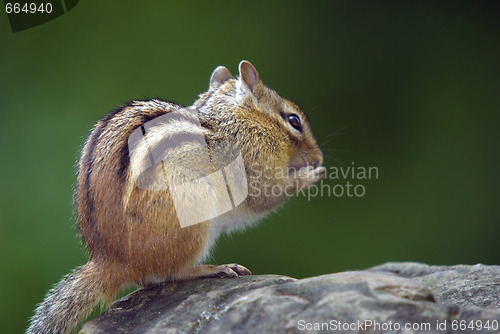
[{"xmin": 1, "ymin": 1, "xmax": 499, "ymax": 332}]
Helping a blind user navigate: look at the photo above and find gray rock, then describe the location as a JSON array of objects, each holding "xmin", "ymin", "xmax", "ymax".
[
  {"xmin": 80, "ymin": 263, "xmax": 500, "ymax": 334},
  {"xmin": 369, "ymin": 262, "xmax": 500, "ymax": 310}
]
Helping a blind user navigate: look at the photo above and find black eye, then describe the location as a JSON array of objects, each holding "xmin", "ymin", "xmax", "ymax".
[{"xmin": 288, "ymin": 114, "xmax": 302, "ymax": 131}]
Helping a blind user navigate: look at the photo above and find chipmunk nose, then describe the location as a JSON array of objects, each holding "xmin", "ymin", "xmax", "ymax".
[
  {"xmin": 303, "ymin": 150, "xmax": 323, "ymax": 169},
  {"xmin": 289, "ymin": 148, "xmax": 323, "ymax": 170},
  {"xmin": 312, "ymin": 150, "xmax": 323, "ymax": 168}
]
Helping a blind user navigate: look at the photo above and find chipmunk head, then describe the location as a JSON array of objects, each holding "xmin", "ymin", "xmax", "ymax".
[{"xmin": 196, "ymin": 61, "xmax": 324, "ymax": 209}]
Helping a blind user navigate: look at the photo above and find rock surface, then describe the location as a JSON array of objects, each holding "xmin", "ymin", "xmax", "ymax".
[{"xmin": 80, "ymin": 262, "xmax": 500, "ymax": 334}]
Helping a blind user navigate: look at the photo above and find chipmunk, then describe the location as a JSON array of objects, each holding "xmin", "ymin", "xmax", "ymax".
[{"xmin": 27, "ymin": 60, "xmax": 325, "ymax": 334}]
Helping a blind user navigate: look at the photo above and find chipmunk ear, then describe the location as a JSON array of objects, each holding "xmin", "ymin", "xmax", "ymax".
[
  {"xmin": 238, "ymin": 60, "xmax": 260, "ymax": 93},
  {"xmin": 209, "ymin": 66, "xmax": 233, "ymax": 89}
]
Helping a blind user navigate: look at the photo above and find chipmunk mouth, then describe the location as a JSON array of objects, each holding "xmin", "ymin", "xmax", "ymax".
[
  {"xmin": 287, "ymin": 151, "xmax": 323, "ymax": 174},
  {"xmin": 287, "ymin": 151, "xmax": 325, "ymax": 190},
  {"xmin": 288, "ymin": 160, "xmax": 321, "ymax": 171},
  {"xmin": 287, "ymin": 164, "xmax": 326, "ymax": 192}
]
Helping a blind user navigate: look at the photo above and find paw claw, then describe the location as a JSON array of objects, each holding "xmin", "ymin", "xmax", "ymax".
[
  {"xmin": 214, "ymin": 263, "xmax": 252, "ymax": 278},
  {"xmin": 227, "ymin": 263, "xmax": 252, "ymax": 276}
]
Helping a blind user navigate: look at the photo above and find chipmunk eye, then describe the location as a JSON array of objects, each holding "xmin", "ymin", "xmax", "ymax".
[{"xmin": 288, "ymin": 114, "xmax": 302, "ymax": 131}]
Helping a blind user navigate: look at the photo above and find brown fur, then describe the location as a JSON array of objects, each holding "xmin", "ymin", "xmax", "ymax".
[{"xmin": 27, "ymin": 61, "xmax": 324, "ymax": 334}]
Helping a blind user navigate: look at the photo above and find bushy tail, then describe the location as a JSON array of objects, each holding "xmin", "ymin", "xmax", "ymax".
[{"xmin": 26, "ymin": 261, "xmax": 122, "ymax": 334}]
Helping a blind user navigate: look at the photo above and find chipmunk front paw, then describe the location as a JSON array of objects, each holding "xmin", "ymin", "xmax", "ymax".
[{"xmin": 289, "ymin": 166, "xmax": 326, "ymax": 191}]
